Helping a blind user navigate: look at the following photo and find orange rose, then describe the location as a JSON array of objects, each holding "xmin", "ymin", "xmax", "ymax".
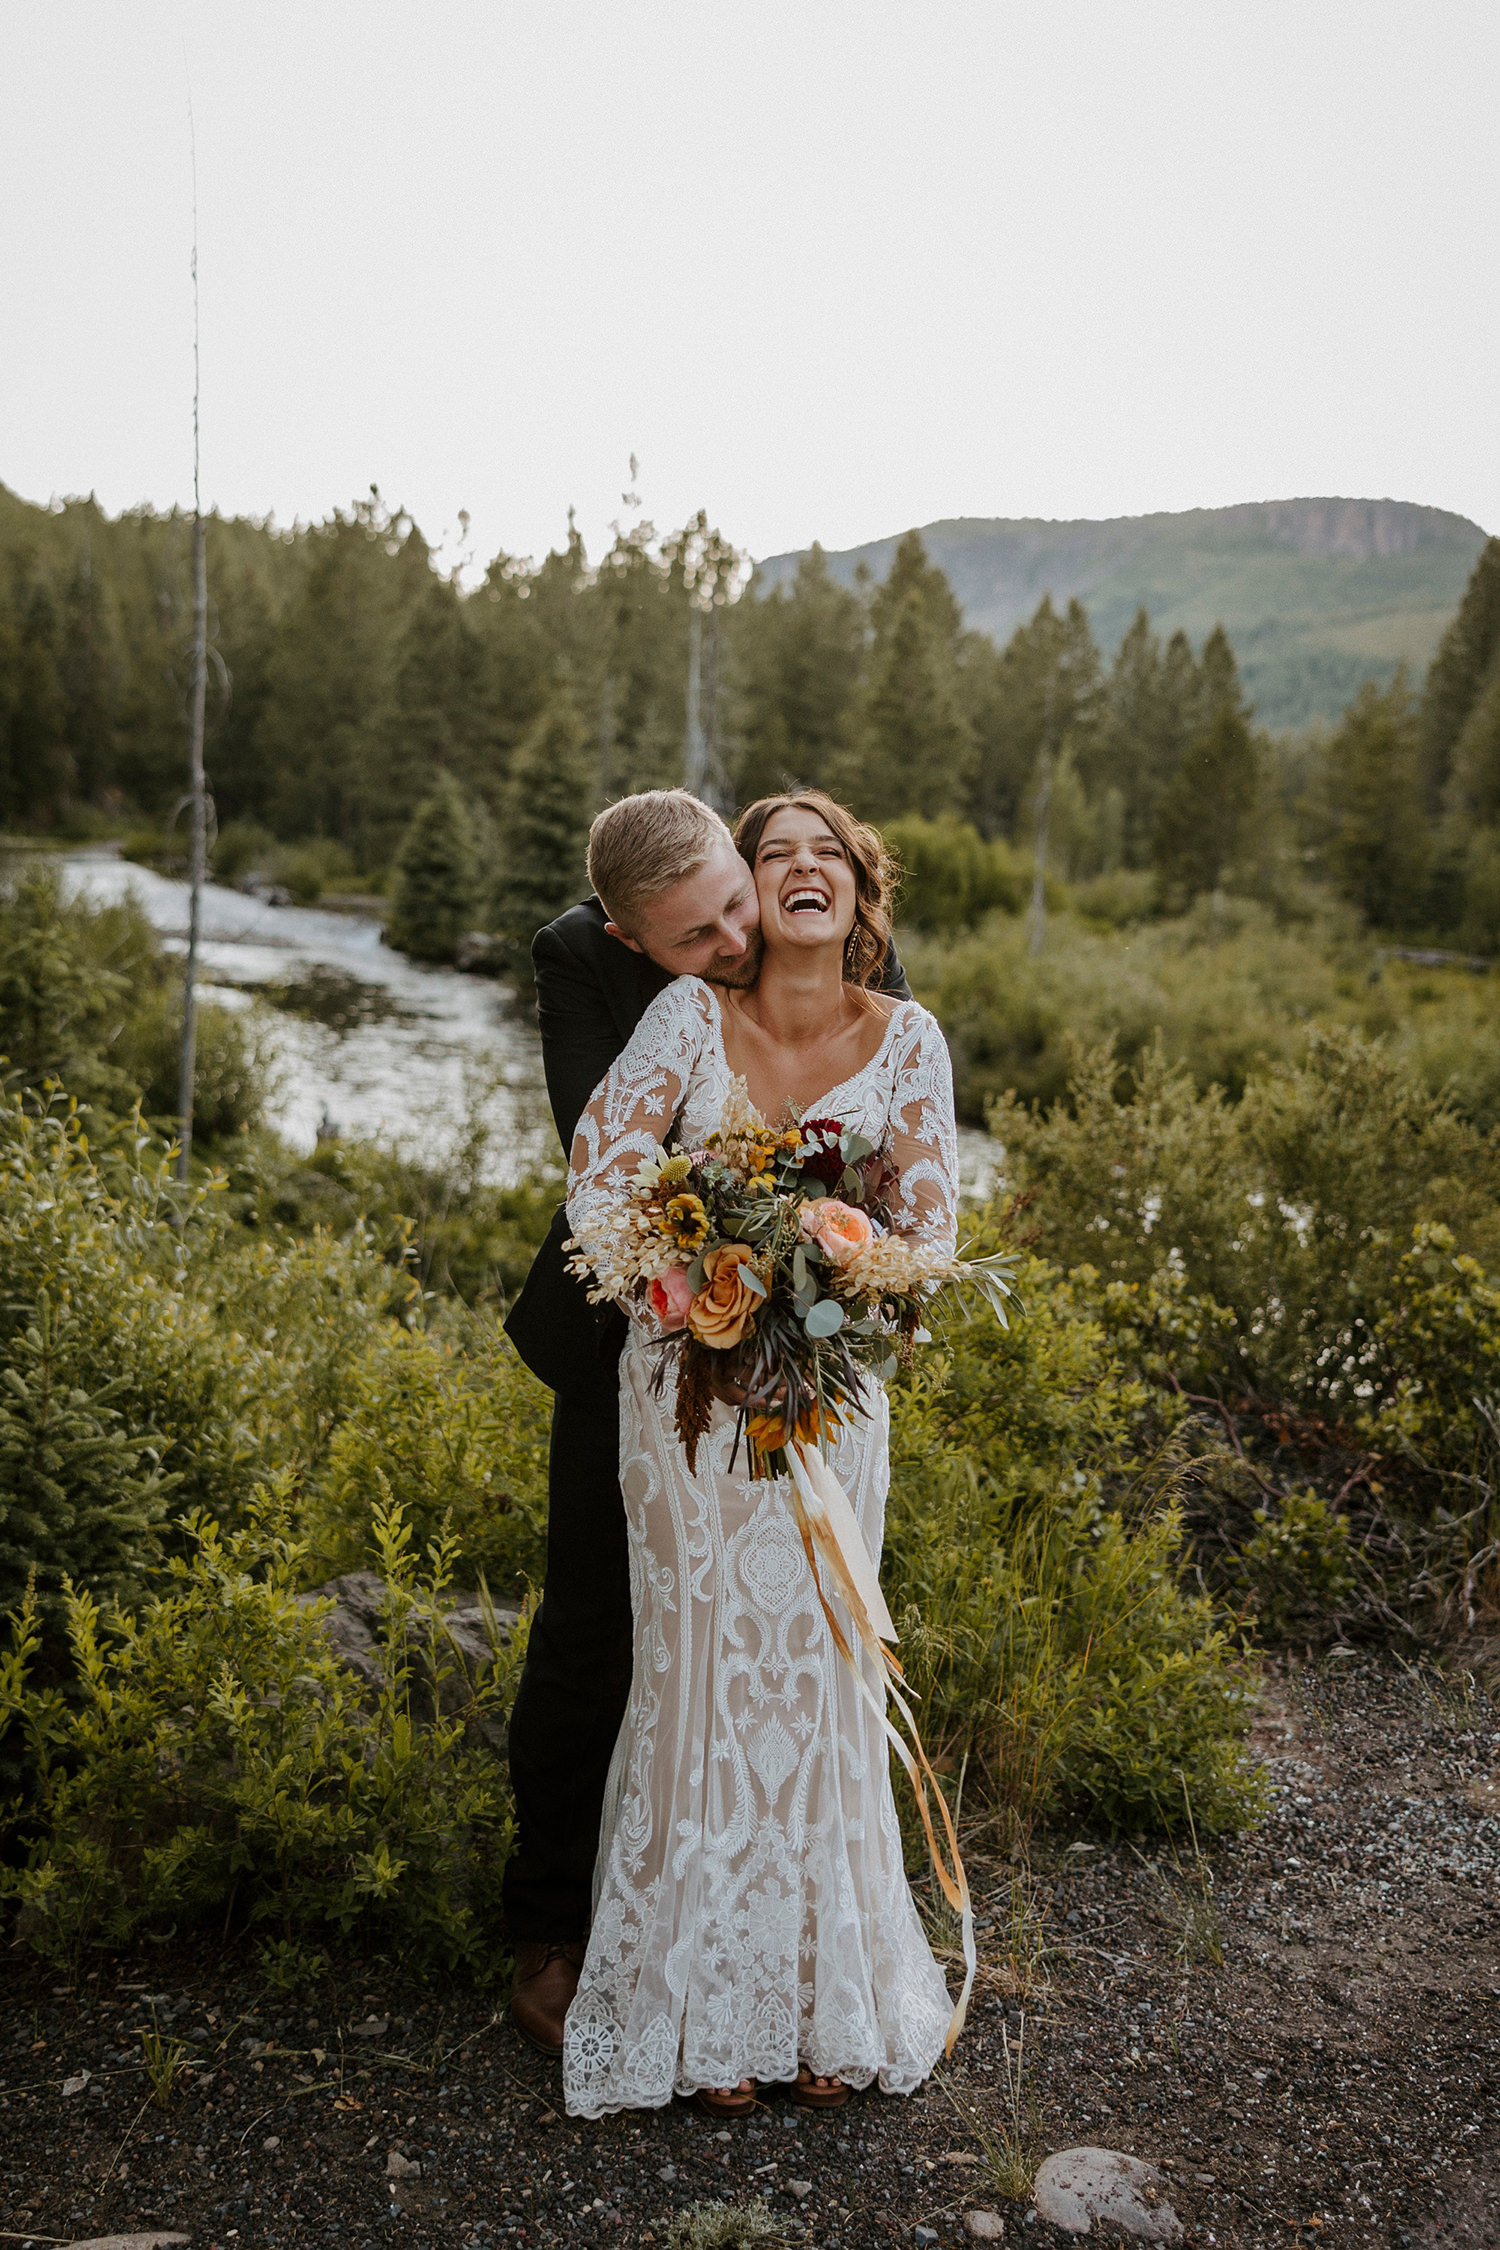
[
  {"xmin": 805, "ymin": 1198, "xmax": 875, "ymax": 1267},
  {"xmin": 687, "ymin": 1242, "xmax": 762, "ymax": 1350}
]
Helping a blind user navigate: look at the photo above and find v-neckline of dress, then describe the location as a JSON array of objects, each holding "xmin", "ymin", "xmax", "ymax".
[{"xmin": 696, "ymin": 979, "xmax": 909, "ymax": 1124}]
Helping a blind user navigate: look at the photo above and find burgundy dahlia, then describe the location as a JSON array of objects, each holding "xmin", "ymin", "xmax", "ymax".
[{"xmin": 796, "ymin": 1116, "xmax": 849, "ymax": 1187}]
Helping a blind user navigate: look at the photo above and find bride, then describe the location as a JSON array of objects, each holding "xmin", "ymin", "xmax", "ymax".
[{"xmin": 561, "ymin": 789, "xmax": 958, "ymax": 2120}]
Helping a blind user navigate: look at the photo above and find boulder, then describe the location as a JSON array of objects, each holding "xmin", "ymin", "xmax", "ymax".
[
  {"xmin": 297, "ymin": 1572, "xmax": 522, "ymax": 1746},
  {"xmin": 1032, "ymin": 2148, "xmax": 1182, "ymax": 2241}
]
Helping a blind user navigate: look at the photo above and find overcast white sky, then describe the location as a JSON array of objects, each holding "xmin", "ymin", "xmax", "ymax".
[{"xmin": 2, "ymin": 2, "xmax": 1496, "ymax": 576}]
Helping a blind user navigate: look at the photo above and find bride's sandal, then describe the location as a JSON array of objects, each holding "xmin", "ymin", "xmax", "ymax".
[
  {"xmin": 692, "ymin": 2081, "xmax": 757, "ymax": 2120},
  {"xmin": 790, "ymin": 2064, "xmax": 851, "ymax": 2111}
]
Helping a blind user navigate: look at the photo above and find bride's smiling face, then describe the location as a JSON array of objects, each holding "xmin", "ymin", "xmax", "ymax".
[{"xmin": 751, "ymin": 807, "xmax": 858, "ymax": 960}]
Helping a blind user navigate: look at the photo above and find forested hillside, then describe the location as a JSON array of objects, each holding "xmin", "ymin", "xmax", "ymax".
[
  {"xmin": 760, "ymin": 498, "xmax": 1488, "ymax": 728},
  {"xmin": 3, "ymin": 476, "xmax": 1500, "ymax": 959}
]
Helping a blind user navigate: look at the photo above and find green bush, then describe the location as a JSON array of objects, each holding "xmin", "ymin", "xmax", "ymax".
[
  {"xmin": 210, "ymin": 820, "xmax": 278, "ymax": 882},
  {"xmin": 1069, "ymin": 868, "xmax": 1158, "ymax": 928},
  {"xmin": 1239, "ymin": 1489, "xmax": 1355, "ymax": 1636},
  {"xmin": 884, "ymin": 1247, "xmax": 1261, "ymax": 1837},
  {"xmin": 904, "ymin": 898, "xmax": 1358, "ymax": 1119},
  {"xmin": 996, "ymin": 1030, "xmax": 1500, "ymax": 1414},
  {"xmin": 1, "ymin": 1490, "xmax": 526, "ymax": 1973},
  {"xmin": 276, "ymin": 837, "xmax": 358, "ymax": 905},
  {"xmin": 1359, "ymin": 1223, "xmax": 1500, "ymax": 1475},
  {"xmin": 0, "ymin": 858, "xmax": 265, "ymax": 1139},
  {"xmin": 0, "ymin": 1091, "xmax": 413, "ymax": 1566},
  {"xmin": 886, "ymin": 814, "xmax": 1029, "ymax": 933},
  {"xmin": 240, "ymin": 1125, "xmax": 561, "ymax": 1308},
  {"xmin": 305, "ymin": 1316, "xmax": 549, "ymax": 1594}
]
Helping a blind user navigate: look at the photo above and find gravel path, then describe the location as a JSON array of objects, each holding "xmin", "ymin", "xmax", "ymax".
[{"xmin": 2, "ymin": 1655, "xmax": 1496, "ymax": 2249}]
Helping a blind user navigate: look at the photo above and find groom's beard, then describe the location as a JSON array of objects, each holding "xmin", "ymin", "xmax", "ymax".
[{"xmin": 701, "ymin": 927, "xmax": 764, "ymax": 990}]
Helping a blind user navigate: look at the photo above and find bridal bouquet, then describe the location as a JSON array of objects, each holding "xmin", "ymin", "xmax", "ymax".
[{"xmin": 566, "ymin": 1082, "xmax": 1019, "ymax": 1479}]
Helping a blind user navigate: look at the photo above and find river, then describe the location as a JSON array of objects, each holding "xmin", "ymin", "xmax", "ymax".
[{"xmin": 61, "ymin": 850, "xmax": 998, "ymax": 1196}]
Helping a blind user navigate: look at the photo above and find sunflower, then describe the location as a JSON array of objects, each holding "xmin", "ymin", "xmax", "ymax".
[{"xmin": 663, "ymin": 1192, "xmax": 710, "ymax": 1249}]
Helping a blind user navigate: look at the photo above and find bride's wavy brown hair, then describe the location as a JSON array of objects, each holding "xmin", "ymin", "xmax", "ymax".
[{"xmin": 732, "ymin": 789, "xmax": 896, "ymax": 991}]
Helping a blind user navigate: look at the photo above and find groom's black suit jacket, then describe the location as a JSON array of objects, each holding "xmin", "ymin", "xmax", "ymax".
[{"xmin": 503, "ymin": 897, "xmax": 911, "ymax": 1394}]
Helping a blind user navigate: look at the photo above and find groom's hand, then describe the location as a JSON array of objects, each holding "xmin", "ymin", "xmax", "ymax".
[{"xmin": 706, "ymin": 1365, "xmax": 785, "ymax": 1411}]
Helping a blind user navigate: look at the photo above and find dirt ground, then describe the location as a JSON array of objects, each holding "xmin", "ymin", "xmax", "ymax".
[{"xmin": 2, "ymin": 1653, "xmax": 1497, "ymax": 2250}]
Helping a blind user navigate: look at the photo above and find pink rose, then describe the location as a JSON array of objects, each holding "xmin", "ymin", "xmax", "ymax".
[
  {"xmin": 805, "ymin": 1198, "xmax": 875, "ymax": 1267},
  {"xmin": 649, "ymin": 1265, "xmax": 697, "ymax": 1331}
]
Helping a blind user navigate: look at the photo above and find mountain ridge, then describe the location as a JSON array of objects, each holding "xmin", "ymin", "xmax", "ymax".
[{"xmin": 756, "ymin": 497, "xmax": 1491, "ymax": 729}]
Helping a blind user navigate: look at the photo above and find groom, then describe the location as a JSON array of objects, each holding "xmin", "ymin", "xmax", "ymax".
[{"xmin": 502, "ymin": 786, "xmax": 909, "ymax": 2057}]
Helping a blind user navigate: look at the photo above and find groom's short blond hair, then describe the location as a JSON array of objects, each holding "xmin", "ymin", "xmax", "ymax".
[{"xmin": 588, "ymin": 790, "xmax": 737, "ymax": 932}]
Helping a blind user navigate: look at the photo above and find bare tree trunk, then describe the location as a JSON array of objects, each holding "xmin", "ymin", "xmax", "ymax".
[
  {"xmin": 1028, "ymin": 747, "xmax": 1053, "ymax": 957},
  {"xmin": 684, "ymin": 605, "xmax": 706, "ymax": 793},
  {"xmin": 176, "ymin": 510, "xmax": 208, "ymax": 1180}
]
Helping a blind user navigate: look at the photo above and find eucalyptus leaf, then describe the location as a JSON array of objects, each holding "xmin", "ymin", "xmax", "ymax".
[
  {"xmin": 840, "ymin": 1166, "xmax": 862, "ymax": 1198},
  {"xmin": 739, "ymin": 1265, "xmax": 767, "ymax": 1298},
  {"xmin": 801, "ymin": 1179, "xmax": 828, "ymax": 1202},
  {"xmin": 792, "ymin": 1245, "xmax": 809, "ymax": 1294},
  {"xmin": 804, "ymin": 1298, "xmax": 846, "ymax": 1338},
  {"xmin": 841, "ymin": 1132, "xmax": 875, "ymax": 1164},
  {"xmin": 685, "ymin": 1254, "xmax": 707, "ymax": 1292}
]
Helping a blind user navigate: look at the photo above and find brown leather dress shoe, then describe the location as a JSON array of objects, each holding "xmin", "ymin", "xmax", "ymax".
[{"xmin": 509, "ymin": 1940, "xmax": 585, "ymax": 2059}]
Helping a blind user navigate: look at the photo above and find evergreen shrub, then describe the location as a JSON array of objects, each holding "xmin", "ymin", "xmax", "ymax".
[{"xmin": 385, "ymin": 775, "xmax": 479, "ymax": 963}]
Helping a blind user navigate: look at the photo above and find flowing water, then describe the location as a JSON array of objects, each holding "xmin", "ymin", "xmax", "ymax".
[{"xmin": 60, "ymin": 850, "xmax": 999, "ymax": 1196}]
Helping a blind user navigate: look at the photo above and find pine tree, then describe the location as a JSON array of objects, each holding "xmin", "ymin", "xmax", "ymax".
[
  {"xmin": 868, "ymin": 529, "xmax": 964, "ymax": 646},
  {"xmin": 1152, "ymin": 629, "xmax": 1260, "ymax": 911},
  {"xmin": 1422, "ymin": 537, "xmax": 1500, "ymax": 811},
  {"xmin": 853, "ymin": 586, "xmax": 971, "ymax": 821},
  {"xmin": 384, "ymin": 773, "xmax": 480, "ymax": 963},
  {"xmin": 1320, "ymin": 673, "xmax": 1428, "ymax": 929},
  {"xmin": 488, "ymin": 689, "xmax": 595, "ymax": 951},
  {"xmin": 0, "ymin": 1292, "xmax": 171, "ymax": 1625},
  {"xmin": 964, "ymin": 596, "xmax": 1101, "ymax": 842},
  {"xmin": 1092, "ymin": 610, "xmax": 1179, "ymax": 867},
  {"xmin": 728, "ymin": 545, "xmax": 866, "ymax": 801}
]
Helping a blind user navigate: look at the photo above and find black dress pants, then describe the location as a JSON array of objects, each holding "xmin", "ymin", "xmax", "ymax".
[{"xmin": 501, "ymin": 1360, "xmax": 635, "ymax": 1943}]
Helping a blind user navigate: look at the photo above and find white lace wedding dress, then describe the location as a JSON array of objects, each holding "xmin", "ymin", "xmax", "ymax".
[{"xmin": 561, "ymin": 975, "xmax": 958, "ymax": 2119}]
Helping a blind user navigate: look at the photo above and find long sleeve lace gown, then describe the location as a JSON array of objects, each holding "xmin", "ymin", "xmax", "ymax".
[{"xmin": 560, "ymin": 976, "xmax": 959, "ymax": 2119}]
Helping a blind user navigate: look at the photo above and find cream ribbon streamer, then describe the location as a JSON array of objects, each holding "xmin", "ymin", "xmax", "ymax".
[{"xmin": 785, "ymin": 1439, "xmax": 976, "ymax": 2056}]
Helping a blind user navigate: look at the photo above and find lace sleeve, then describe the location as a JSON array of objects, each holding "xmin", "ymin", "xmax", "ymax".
[
  {"xmin": 566, "ymin": 977, "xmax": 716, "ymax": 1249},
  {"xmin": 885, "ymin": 1005, "xmax": 959, "ymax": 1254}
]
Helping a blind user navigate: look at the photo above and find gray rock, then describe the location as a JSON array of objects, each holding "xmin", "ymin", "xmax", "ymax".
[
  {"xmin": 296, "ymin": 1572, "xmax": 522, "ymax": 1743},
  {"xmin": 1032, "ymin": 2148, "xmax": 1182, "ymax": 2241},
  {"xmin": 965, "ymin": 2217, "xmax": 1006, "ymax": 2241},
  {"xmin": 386, "ymin": 2151, "xmax": 422, "ymax": 2179}
]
